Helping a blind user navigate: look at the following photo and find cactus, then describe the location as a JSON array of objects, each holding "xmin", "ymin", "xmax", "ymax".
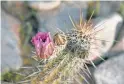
[
  {"xmin": 28, "ymin": 11, "xmax": 98, "ymax": 84},
  {"xmin": 11, "ymin": 10, "xmax": 106, "ymax": 84}
]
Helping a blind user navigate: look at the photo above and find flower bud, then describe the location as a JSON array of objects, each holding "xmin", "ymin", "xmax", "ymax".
[{"xmin": 31, "ymin": 32, "xmax": 54, "ymax": 59}]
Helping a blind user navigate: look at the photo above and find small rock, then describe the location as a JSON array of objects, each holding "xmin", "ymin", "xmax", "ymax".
[
  {"xmin": 94, "ymin": 53, "xmax": 124, "ymax": 84},
  {"xmin": 37, "ymin": 1, "xmax": 87, "ymax": 36},
  {"xmin": 1, "ymin": 10, "xmax": 22, "ymax": 74},
  {"xmin": 99, "ymin": 2, "xmax": 121, "ymax": 17},
  {"xmin": 28, "ymin": 1, "xmax": 61, "ymax": 11},
  {"xmin": 89, "ymin": 13, "xmax": 123, "ymax": 61}
]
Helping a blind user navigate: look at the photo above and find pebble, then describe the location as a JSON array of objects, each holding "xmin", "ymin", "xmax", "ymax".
[
  {"xmin": 94, "ymin": 53, "xmax": 124, "ymax": 84},
  {"xmin": 1, "ymin": 10, "xmax": 22, "ymax": 74}
]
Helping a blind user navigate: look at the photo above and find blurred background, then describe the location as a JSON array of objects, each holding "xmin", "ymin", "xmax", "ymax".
[{"xmin": 1, "ymin": 1, "xmax": 124, "ymax": 84}]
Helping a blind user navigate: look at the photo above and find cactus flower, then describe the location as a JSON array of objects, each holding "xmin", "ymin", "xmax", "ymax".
[{"xmin": 31, "ymin": 32, "xmax": 54, "ymax": 59}]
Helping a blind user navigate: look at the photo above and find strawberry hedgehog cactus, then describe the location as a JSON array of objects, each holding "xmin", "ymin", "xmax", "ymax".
[{"xmin": 25, "ymin": 12, "xmax": 104, "ymax": 84}]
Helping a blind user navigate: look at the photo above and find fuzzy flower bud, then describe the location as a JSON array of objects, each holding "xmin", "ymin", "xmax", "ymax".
[{"xmin": 31, "ymin": 32, "xmax": 54, "ymax": 59}]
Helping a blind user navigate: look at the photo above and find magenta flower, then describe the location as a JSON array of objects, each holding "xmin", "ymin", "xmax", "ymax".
[{"xmin": 31, "ymin": 32, "xmax": 54, "ymax": 59}]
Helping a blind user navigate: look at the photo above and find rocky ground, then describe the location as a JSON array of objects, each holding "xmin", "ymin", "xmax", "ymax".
[{"xmin": 1, "ymin": 1, "xmax": 124, "ymax": 84}]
